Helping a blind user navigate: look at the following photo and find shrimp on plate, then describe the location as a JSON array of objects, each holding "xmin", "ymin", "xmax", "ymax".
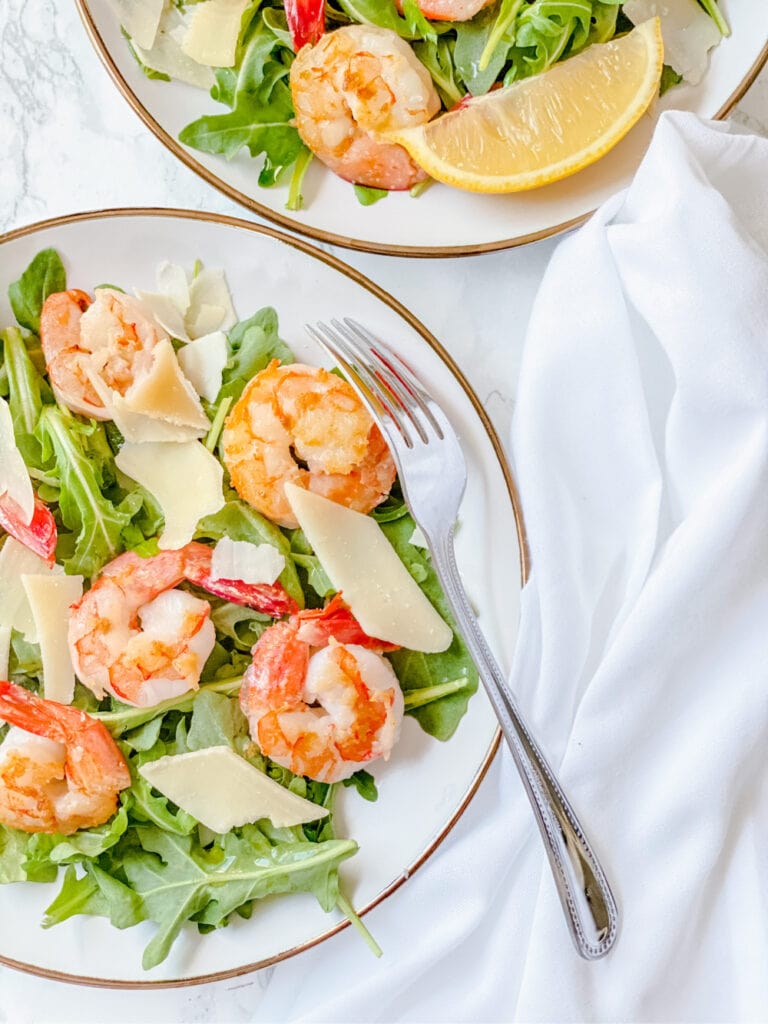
[
  {"xmin": 221, "ymin": 360, "xmax": 396, "ymax": 529},
  {"xmin": 241, "ymin": 595, "xmax": 404, "ymax": 783},
  {"xmin": 69, "ymin": 542, "xmax": 297, "ymax": 709},
  {"xmin": 40, "ymin": 288, "xmax": 168, "ymax": 420},
  {"xmin": 395, "ymin": 0, "xmax": 494, "ymax": 20},
  {"xmin": 0, "ymin": 681, "xmax": 130, "ymax": 835},
  {"xmin": 289, "ymin": 24, "xmax": 441, "ymax": 190}
]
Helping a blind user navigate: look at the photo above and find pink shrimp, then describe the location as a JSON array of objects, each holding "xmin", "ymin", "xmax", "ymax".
[
  {"xmin": 395, "ymin": 0, "xmax": 494, "ymax": 20},
  {"xmin": 0, "ymin": 681, "xmax": 130, "ymax": 835},
  {"xmin": 290, "ymin": 25, "xmax": 441, "ymax": 190},
  {"xmin": 240, "ymin": 596, "xmax": 404, "ymax": 783},
  {"xmin": 69, "ymin": 543, "xmax": 297, "ymax": 708},
  {"xmin": 0, "ymin": 493, "xmax": 57, "ymax": 565}
]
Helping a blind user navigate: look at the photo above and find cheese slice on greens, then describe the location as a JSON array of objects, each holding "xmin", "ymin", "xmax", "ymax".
[
  {"xmin": 132, "ymin": 5, "xmax": 216, "ymax": 90},
  {"xmin": 0, "ymin": 538, "xmax": 62, "ymax": 642},
  {"xmin": 623, "ymin": 0, "xmax": 722, "ymax": 83},
  {"xmin": 187, "ymin": 268, "xmax": 237, "ymax": 337},
  {"xmin": 0, "ymin": 397, "xmax": 34, "ymax": 524},
  {"xmin": 0, "ymin": 625, "xmax": 11, "ymax": 682},
  {"xmin": 210, "ymin": 537, "xmax": 285, "ymax": 585},
  {"xmin": 139, "ymin": 746, "xmax": 329, "ymax": 832},
  {"xmin": 182, "ymin": 0, "xmax": 251, "ymax": 68},
  {"xmin": 109, "ymin": 0, "xmax": 165, "ymax": 50},
  {"xmin": 177, "ymin": 331, "xmax": 228, "ymax": 403},
  {"xmin": 285, "ymin": 483, "xmax": 453, "ymax": 654},
  {"xmin": 22, "ymin": 574, "xmax": 84, "ymax": 704},
  {"xmin": 115, "ymin": 440, "xmax": 225, "ymax": 550}
]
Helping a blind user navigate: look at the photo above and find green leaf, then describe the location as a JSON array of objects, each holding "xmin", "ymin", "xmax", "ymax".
[
  {"xmin": 2, "ymin": 326, "xmax": 52, "ymax": 467},
  {"xmin": 659, "ymin": 63, "xmax": 683, "ymax": 96},
  {"xmin": 354, "ymin": 185, "xmax": 389, "ymax": 207},
  {"xmin": 43, "ymin": 863, "xmax": 145, "ymax": 931},
  {"xmin": 342, "ymin": 770, "xmax": 378, "ymax": 802},
  {"xmin": 24, "ymin": 804, "xmax": 129, "ymax": 867},
  {"xmin": 217, "ymin": 306, "xmax": 294, "ymax": 405},
  {"xmin": 186, "ymin": 689, "xmax": 250, "ymax": 752},
  {"xmin": 36, "ymin": 407, "xmax": 130, "ymax": 576},
  {"xmin": 179, "ymin": 14, "xmax": 304, "ymax": 167},
  {"xmin": 0, "ymin": 824, "xmax": 31, "ymax": 883},
  {"xmin": 8, "ymin": 248, "xmax": 66, "ymax": 334},
  {"xmin": 123, "ymin": 825, "xmax": 357, "ymax": 969}
]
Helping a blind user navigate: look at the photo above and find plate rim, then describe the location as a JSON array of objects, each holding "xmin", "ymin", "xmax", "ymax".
[
  {"xmin": 0, "ymin": 205, "xmax": 529, "ymax": 989},
  {"xmin": 75, "ymin": 1, "xmax": 768, "ymax": 259}
]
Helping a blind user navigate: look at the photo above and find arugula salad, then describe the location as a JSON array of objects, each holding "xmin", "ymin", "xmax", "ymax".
[
  {"xmin": 112, "ymin": 0, "xmax": 729, "ymax": 208},
  {"xmin": 0, "ymin": 248, "xmax": 478, "ymax": 970}
]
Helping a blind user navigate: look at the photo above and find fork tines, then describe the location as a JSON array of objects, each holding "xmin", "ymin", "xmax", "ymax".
[{"xmin": 305, "ymin": 318, "xmax": 443, "ymax": 450}]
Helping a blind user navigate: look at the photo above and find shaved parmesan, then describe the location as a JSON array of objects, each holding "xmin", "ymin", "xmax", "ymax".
[
  {"xmin": 0, "ymin": 625, "xmax": 11, "ymax": 681},
  {"xmin": 140, "ymin": 746, "xmax": 329, "ymax": 832},
  {"xmin": 22, "ymin": 574, "xmax": 83, "ymax": 704},
  {"xmin": 177, "ymin": 331, "xmax": 228, "ymax": 403},
  {"xmin": 623, "ymin": 0, "xmax": 721, "ymax": 84},
  {"xmin": 0, "ymin": 398, "xmax": 34, "ymax": 525},
  {"xmin": 115, "ymin": 441, "xmax": 225, "ymax": 550},
  {"xmin": 156, "ymin": 261, "xmax": 190, "ymax": 317},
  {"xmin": 182, "ymin": 0, "xmax": 251, "ymax": 68},
  {"xmin": 210, "ymin": 537, "xmax": 285, "ymax": 585},
  {"xmin": 409, "ymin": 525, "xmax": 428, "ymax": 549},
  {"xmin": 135, "ymin": 290, "xmax": 191, "ymax": 343},
  {"xmin": 110, "ymin": 0, "xmax": 165, "ymax": 50},
  {"xmin": 132, "ymin": 5, "xmax": 216, "ymax": 90},
  {"xmin": 285, "ymin": 484, "xmax": 453, "ymax": 654},
  {"xmin": 122, "ymin": 339, "xmax": 210, "ymax": 430},
  {"xmin": 187, "ymin": 268, "xmax": 237, "ymax": 337},
  {"xmin": 0, "ymin": 538, "xmax": 62, "ymax": 641}
]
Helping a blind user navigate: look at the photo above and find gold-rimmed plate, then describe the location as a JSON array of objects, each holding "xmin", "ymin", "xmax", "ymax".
[
  {"xmin": 76, "ymin": 3, "xmax": 768, "ymax": 257},
  {"xmin": 0, "ymin": 208, "xmax": 525, "ymax": 987}
]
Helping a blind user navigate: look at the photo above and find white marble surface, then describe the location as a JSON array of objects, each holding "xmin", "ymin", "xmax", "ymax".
[{"xmin": 0, "ymin": 2, "xmax": 766, "ymax": 1021}]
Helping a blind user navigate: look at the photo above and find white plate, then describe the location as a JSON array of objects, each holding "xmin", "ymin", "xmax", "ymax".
[
  {"xmin": 76, "ymin": 2, "xmax": 768, "ymax": 257},
  {"xmin": 0, "ymin": 209, "xmax": 524, "ymax": 987}
]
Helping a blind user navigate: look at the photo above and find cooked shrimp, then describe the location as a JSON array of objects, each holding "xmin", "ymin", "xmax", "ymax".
[
  {"xmin": 40, "ymin": 288, "xmax": 167, "ymax": 419},
  {"xmin": 0, "ymin": 681, "xmax": 130, "ymax": 835},
  {"xmin": 395, "ymin": 0, "xmax": 494, "ymax": 20},
  {"xmin": 68, "ymin": 543, "xmax": 297, "ymax": 709},
  {"xmin": 290, "ymin": 25, "xmax": 441, "ymax": 190},
  {"xmin": 221, "ymin": 360, "xmax": 396, "ymax": 529},
  {"xmin": 240, "ymin": 596, "xmax": 404, "ymax": 783}
]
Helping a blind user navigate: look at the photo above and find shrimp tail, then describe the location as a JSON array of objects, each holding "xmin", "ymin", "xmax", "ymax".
[
  {"xmin": 197, "ymin": 575, "xmax": 299, "ymax": 618},
  {"xmin": 285, "ymin": 0, "xmax": 325, "ymax": 50},
  {"xmin": 296, "ymin": 593, "xmax": 400, "ymax": 651},
  {"xmin": 0, "ymin": 493, "xmax": 58, "ymax": 566}
]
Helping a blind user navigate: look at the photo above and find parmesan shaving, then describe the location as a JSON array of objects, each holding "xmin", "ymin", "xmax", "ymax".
[
  {"xmin": 0, "ymin": 397, "xmax": 34, "ymax": 524},
  {"xmin": 623, "ymin": 0, "xmax": 721, "ymax": 84},
  {"xmin": 177, "ymin": 331, "xmax": 228, "ymax": 403},
  {"xmin": 22, "ymin": 574, "xmax": 84, "ymax": 705},
  {"xmin": 181, "ymin": 0, "xmax": 251, "ymax": 68},
  {"xmin": 115, "ymin": 441, "xmax": 225, "ymax": 550},
  {"xmin": 0, "ymin": 538, "xmax": 62, "ymax": 642},
  {"xmin": 210, "ymin": 538, "xmax": 285, "ymax": 585}
]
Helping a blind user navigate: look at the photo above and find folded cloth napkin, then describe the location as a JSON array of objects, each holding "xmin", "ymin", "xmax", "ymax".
[{"xmin": 253, "ymin": 111, "xmax": 768, "ymax": 1023}]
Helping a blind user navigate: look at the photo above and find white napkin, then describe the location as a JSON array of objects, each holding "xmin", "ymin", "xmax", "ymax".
[{"xmin": 250, "ymin": 111, "xmax": 768, "ymax": 1024}]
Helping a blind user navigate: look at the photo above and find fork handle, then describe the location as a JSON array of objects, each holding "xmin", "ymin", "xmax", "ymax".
[{"xmin": 433, "ymin": 532, "xmax": 618, "ymax": 960}]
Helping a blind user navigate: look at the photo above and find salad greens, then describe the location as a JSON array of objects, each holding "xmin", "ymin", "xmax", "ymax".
[
  {"xmin": 121, "ymin": 0, "xmax": 729, "ymax": 208},
  {"xmin": 0, "ymin": 249, "xmax": 480, "ymax": 969}
]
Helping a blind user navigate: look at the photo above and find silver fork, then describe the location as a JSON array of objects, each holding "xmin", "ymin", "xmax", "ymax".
[{"xmin": 306, "ymin": 317, "xmax": 618, "ymax": 961}]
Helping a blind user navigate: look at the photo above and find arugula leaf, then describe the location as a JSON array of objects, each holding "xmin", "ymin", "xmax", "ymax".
[
  {"xmin": 123, "ymin": 825, "xmax": 357, "ymax": 969},
  {"xmin": 342, "ymin": 770, "xmax": 378, "ymax": 802},
  {"xmin": 354, "ymin": 186, "xmax": 389, "ymax": 207},
  {"xmin": 216, "ymin": 306, "xmax": 294, "ymax": 405},
  {"xmin": 36, "ymin": 407, "xmax": 130, "ymax": 576},
  {"xmin": 0, "ymin": 825, "xmax": 30, "ymax": 883},
  {"xmin": 43, "ymin": 863, "xmax": 145, "ymax": 931},
  {"xmin": 2, "ymin": 326, "xmax": 52, "ymax": 468},
  {"xmin": 380, "ymin": 514, "xmax": 478, "ymax": 741},
  {"xmin": 8, "ymin": 248, "xmax": 66, "ymax": 334},
  {"xmin": 660, "ymin": 64, "xmax": 683, "ymax": 96},
  {"xmin": 179, "ymin": 14, "xmax": 304, "ymax": 170}
]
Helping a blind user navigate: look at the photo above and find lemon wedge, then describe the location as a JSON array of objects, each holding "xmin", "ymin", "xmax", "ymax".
[{"xmin": 388, "ymin": 19, "xmax": 664, "ymax": 193}]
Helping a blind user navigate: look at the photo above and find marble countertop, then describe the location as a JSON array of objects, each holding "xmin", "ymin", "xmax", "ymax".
[{"xmin": 0, "ymin": 3, "xmax": 766, "ymax": 1021}]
